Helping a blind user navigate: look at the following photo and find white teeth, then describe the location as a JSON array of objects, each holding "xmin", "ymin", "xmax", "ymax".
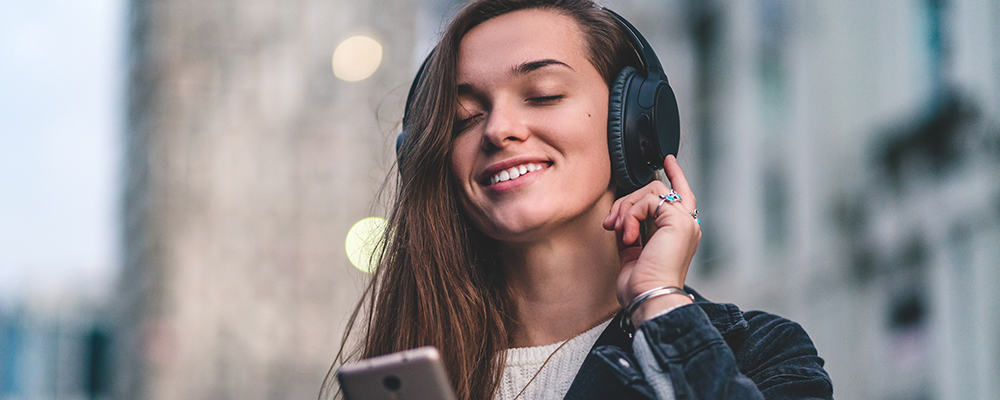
[{"xmin": 489, "ymin": 163, "xmax": 546, "ymax": 185}]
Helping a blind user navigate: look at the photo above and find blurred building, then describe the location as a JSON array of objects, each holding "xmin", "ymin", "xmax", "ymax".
[
  {"xmin": 0, "ymin": 298, "xmax": 111, "ymax": 400},
  {"xmin": 612, "ymin": 1, "xmax": 999, "ymax": 399},
  {"xmin": 119, "ymin": 0, "xmax": 999, "ymax": 399},
  {"xmin": 119, "ymin": 0, "xmax": 416, "ymax": 399}
]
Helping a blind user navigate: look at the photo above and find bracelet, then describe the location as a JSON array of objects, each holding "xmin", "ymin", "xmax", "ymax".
[{"xmin": 626, "ymin": 286, "xmax": 694, "ymax": 318}]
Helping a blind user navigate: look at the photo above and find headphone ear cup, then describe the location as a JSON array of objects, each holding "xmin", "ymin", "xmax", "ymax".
[{"xmin": 607, "ymin": 66, "xmax": 641, "ymax": 192}]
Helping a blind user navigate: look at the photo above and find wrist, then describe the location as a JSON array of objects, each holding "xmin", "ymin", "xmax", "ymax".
[
  {"xmin": 630, "ymin": 293, "xmax": 693, "ymax": 325},
  {"xmin": 626, "ymin": 280, "xmax": 684, "ymax": 303},
  {"xmin": 625, "ymin": 285, "xmax": 694, "ymax": 327}
]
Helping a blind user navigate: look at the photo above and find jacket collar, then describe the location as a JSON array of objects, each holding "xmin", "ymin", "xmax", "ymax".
[
  {"xmin": 686, "ymin": 287, "xmax": 749, "ymax": 337},
  {"xmin": 563, "ymin": 287, "xmax": 749, "ymax": 399}
]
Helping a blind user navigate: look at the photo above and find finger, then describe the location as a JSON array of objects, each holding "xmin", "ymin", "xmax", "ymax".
[
  {"xmin": 616, "ymin": 207, "xmax": 634, "ymax": 246},
  {"xmin": 612, "ymin": 180, "xmax": 668, "ymax": 230},
  {"xmin": 614, "ymin": 213, "xmax": 630, "ymax": 248},
  {"xmin": 622, "ymin": 194, "xmax": 660, "ymax": 244},
  {"xmin": 663, "ymin": 155, "xmax": 696, "ymax": 209},
  {"xmin": 613, "ymin": 197, "xmax": 634, "ymax": 231},
  {"xmin": 657, "ymin": 201, "xmax": 698, "ymax": 229},
  {"xmin": 616, "ymin": 203, "xmax": 641, "ymax": 246},
  {"xmin": 615, "ymin": 195, "xmax": 639, "ymax": 231},
  {"xmin": 623, "ymin": 211, "xmax": 640, "ymax": 245},
  {"xmin": 604, "ymin": 198, "xmax": 623, "ymax": 229}
]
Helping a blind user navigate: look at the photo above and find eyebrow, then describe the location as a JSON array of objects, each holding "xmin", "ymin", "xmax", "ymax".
[
  {"xmin": 457, "ymin": 59, "xmax": 574, "ymax": 95},
  {"xmin": 511, "ymin": 58, "xmax": 574, "ymax": 75}
]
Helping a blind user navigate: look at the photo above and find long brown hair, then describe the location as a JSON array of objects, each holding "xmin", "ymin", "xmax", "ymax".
[{"xmin": 322, "ymin": 1, "xmax": 640, "ymax": 398}]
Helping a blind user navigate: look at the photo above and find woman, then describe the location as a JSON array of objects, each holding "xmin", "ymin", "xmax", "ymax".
[{"xmin": 326, "ymin": 0, "xmax": 833, "ymax": 399}]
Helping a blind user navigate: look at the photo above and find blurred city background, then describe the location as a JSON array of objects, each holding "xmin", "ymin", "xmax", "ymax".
[{"xmin": 1, "ymin": 0, "xmax": 998, "ymax": 399}]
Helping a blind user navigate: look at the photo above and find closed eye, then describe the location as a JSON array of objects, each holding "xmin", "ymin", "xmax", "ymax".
[
  {"xmin": 527, "ymin": 95, "xmax": 564, "ymax": 104},
  {"xmin": 454, "ymin": 113, "xmax": 484, "ymax": 133}
]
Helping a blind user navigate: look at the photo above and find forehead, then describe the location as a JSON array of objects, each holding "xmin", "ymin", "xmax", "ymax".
[{"xmin": 456, "ymin": 9, "xmax": 589, "ymax": 82}]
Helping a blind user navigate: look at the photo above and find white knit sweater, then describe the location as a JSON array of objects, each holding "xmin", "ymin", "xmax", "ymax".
[{"xmin": 494, "ymin": 319, "xmax": 613, "ymax": 400}]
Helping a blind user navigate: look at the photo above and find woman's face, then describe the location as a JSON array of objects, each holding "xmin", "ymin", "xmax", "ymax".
[{"xmin": 449, "ymin": 8, "xmax": 614, "ymax": 243}]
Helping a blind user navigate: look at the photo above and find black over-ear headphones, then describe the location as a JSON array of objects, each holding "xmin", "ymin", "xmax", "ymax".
[{"xmin": 397, "ymin": 7, "xmax": 679, "ymax": 193}]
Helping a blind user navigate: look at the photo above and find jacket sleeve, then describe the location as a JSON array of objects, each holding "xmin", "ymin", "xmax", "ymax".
[{"xmin": 634, "ymin": 304, "xmax": 833, "ymax": 400}]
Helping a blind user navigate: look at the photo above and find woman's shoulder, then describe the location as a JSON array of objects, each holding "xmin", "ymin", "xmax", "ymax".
[
  {"xmin": 574, "ymin": 288, "xmax": 833, "ymax": 399},
  {"xmin": 684, "ymin": 286, "xmax": 822, "ymax": 361},
  {"xmin": 683, "ymin": 287, "xmax": 833, "ymax": 397}
]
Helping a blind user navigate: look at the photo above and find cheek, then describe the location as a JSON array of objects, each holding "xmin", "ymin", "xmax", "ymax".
[
  {"xmin": 448, "ymin": 148, "xmax": 481, "ymax": 220},
  {"xmin": 449, "ymin": 136, "xmax": 477, "ymax": 181},
  {"xmin": 583, "ymin": 111, "xmax": 611, "ymax": 162},
  {"xmin": 582, "ymin": 121, "xmax": 613, "ymax": 184}
]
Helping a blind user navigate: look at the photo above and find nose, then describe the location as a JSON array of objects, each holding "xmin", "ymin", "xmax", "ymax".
[{"xmin": 481, "ymin": 101, "xmax": 530, "ymax": 151}]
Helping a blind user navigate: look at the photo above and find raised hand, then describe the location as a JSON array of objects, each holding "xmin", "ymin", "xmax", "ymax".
[{"xmin": 602, "ymin": 155, "xmax": 702, "ymax": 323}]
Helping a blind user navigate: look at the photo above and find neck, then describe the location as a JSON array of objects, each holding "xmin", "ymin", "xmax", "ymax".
[{"xmin": 501, "ymin": 192, "xmax": 621, "ymax": 347}]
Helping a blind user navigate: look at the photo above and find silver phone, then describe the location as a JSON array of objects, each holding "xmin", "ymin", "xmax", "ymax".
[{"xmin": 336, "ymin": 346, "xmax": 458, "ymax": 400}]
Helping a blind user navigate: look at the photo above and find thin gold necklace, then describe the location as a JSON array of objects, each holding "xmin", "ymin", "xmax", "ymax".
[{"xmin": 511, "ymin": 310, "xmax": 619, "ymax": 400}]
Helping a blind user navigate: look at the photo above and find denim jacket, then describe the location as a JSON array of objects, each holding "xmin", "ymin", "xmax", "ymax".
[{"xmin": 564, "ymin": 288, "xmax": 833, "ymax": 399}]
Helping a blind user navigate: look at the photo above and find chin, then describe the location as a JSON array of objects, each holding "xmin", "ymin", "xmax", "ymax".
[
  {"xmin": 476, "ymin": 210, "xmax": 550, "ymax": 243},
  {"xmin": 461, "ymin": 186, "xmax": 613, "ymax": 243}
]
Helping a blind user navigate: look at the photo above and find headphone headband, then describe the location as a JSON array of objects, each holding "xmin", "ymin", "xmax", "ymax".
[{"xmin": 600, "ymin": 7, "xmax": 666, "ymax": 80}]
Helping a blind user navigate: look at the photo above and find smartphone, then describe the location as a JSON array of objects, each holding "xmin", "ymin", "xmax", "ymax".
[{"xmin": 336, "ymin": 346, "xmax": 458, "ymax": 400}]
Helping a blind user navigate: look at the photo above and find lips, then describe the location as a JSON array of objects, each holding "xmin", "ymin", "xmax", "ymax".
[
  {"xmin": 488, "ymin": 162, "xmax": 547, "ymax": 185},
  {"xmin": 478, "ymin": 157, "xmax": 552, "ymax": 186}
]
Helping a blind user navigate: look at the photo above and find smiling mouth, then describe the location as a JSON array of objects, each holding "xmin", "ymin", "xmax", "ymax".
[{"xmin": 486, "ymin": 162, "xmax": 550, "ymax": 185}]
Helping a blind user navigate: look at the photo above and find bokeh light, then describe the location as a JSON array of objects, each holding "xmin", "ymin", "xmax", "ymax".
[
  {"xmin": 332, "ymin": 35, "xmax": 383, "ymax": 82},
  {"xmin": 345, "ymin": 216, "xmax": 387, "ymax": 273}
]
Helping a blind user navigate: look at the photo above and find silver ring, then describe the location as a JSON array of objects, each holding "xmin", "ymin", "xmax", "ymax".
[
  {"xmin": 690, "ymin": 208, "xmax": 699, "ymax": 219},
  {"xmin": 655, "ymin": 195, "xmax": 669, "ymax": 218}
]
